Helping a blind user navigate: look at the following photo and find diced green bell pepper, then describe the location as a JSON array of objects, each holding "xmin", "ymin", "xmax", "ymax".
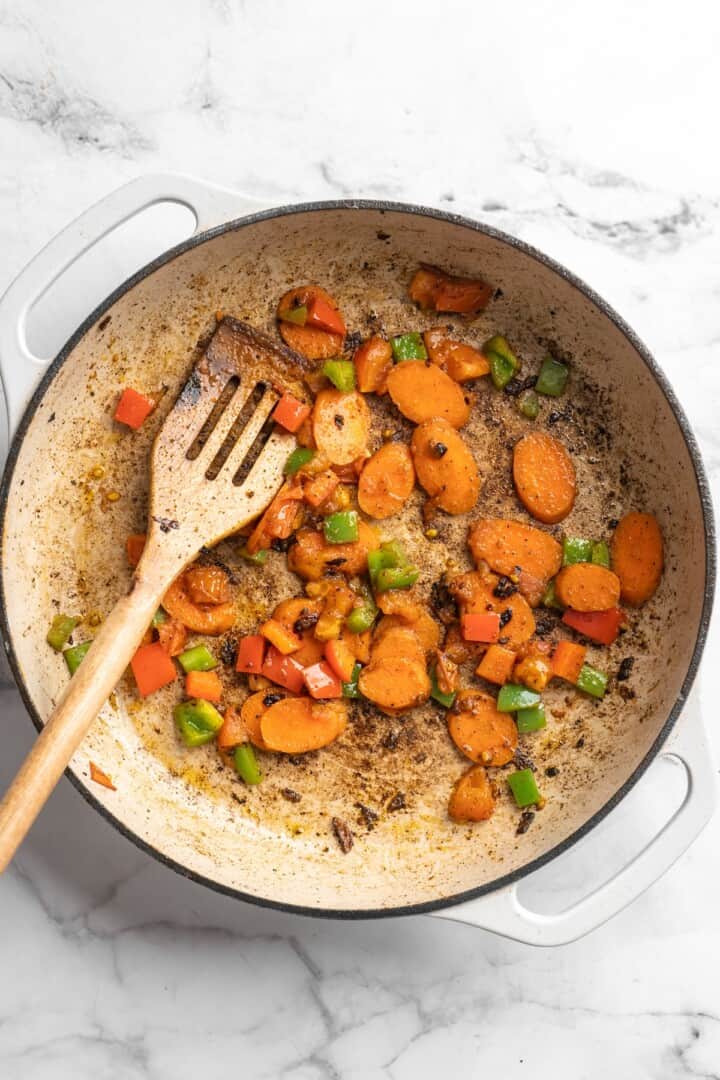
[
  {"xmin": 391, "ymin": 332, "xmax": 427, "ymax": 361},
  {"xmin": 508, "ymin": 768, "xmax": 541, "ymax": 808},
  {"xmin": 374, "ymin": 565, "xmax": 419, "ymax": 592},
  {"xmin": 240, "ymin": 545, "xmax": 268, "ymax": 565},
  {"xmin": 576, "ymin": 663, "xmax": 608, "ymax": 699},
  {"xmin": 516, "ymin": 703, "xmax": 546, "ymax": 733},
  {"xmin": 541, "ymin": 580, "xmax": 564, "ymax": 610},
  {"xmin": 517, "ymin": 388, "xmax": 539, "ymax": 419},
  {"xmin": 322, "ymin": 359, "xmax": 356, "ymax": 392},
  {"xmin": 430, "ymin": 669, "xmax": 456, "ymax": 708},
  {"xmin": 591, "ymin": 540, "xmax": 611, "ymax": 568},
  {"xmin": 497, "ymin": 683, "xmax": 541, "ymax": 712},
  {"xmin": 324, "ymin": 510, "xmax": 359, "ymax": 544},
  {"xmin": 64, "ymin": 640, "xmax": 92, "ymax": 675},
  {"xmin": 562, "ymin": 537, "xmax": 593, "ymax": 565},
  {"xmin": 174, "ymin": 699, "xmax": 224, "ymax": 747},
  {"xmin": 342, "ymin": 662, "xmax": 362, "ymax": 698},
  {"xmin": 47, "ymin": 614, "xmax": 80, "ymax": 652},
  {"xmin": 485, "ymin": 335, "xmax": 520, "ymax": 390},
  {"xmin": 284, "ymin": 446, "xmax": 315, "ymax": 476},
  {"xmin": 535, "ymin": 355, "xmax": 568, "ymax": 397},
  {"xmin": 178, "ymin": 645, "xmax": 217, "ymax": 673},
  {"xmin": 151, "ymin": 609, "xmax": 167, "ymax": 628},
  {"xmin": 282, "ymin": 304, "xmax": 307, "ymax": 326},
  {"xmin": 234, "ymin": 743, "xmax": 262, "ymax": 784},
  {"xmin": 345, "ymin": 594, "xmax": 377, "ymax": 633}
]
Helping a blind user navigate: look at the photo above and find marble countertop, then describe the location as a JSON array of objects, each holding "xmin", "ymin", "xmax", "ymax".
[{"xmin": 1, "ymin": 1, "xmax": 719, "ymax": 1077}]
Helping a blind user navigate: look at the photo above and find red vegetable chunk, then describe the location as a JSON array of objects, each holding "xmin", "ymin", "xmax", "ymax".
[
  {"xmin": 114, "ymin": 388, "xmax": 154, "ymax": 430},
  {"xmin": 235, "ymin": 635, "xmax": 266, "ymax": 674},
  {"xmin": 562, "ymin": 607, "xmax": 625, "ymax": 646},
  {"xmin": 274, "ymin": 394, "xmax": 311, "ymax": 433},
  {"xmin": 131, "ymin": 642, "xmax": 177, "ymax": 697},
  {"xmin": 461, "ymin": 612, "xmax": 501, "ymax": 643},
  {"xmin": 262, "ymin": 645, "xmax": 305, "ymax": 693},
  {"xmin": 303, "ymin": 660, "xmax": 343, "ymax": 699}
]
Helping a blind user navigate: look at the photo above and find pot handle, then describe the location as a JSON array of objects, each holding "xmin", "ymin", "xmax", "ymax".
[
  {"xmin": 0, "ymin": 173, "xmax": 271, "ymax": 440},
  {"xmin": 429, "ymin": 687, "xmax": 715, "ymax": 946}
]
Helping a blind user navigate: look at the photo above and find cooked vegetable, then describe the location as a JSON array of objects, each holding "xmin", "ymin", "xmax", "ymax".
[
  {"xmin": 239, "ymin": 546, "xmax": 268, "ymax": 565},
  {"xmin": 259, "ymin": 618, "xmax": 302, "ymax": 655},
  {"xmin": 131, "ymin": 642, "xmax": 177, "ymax": 697},
  {"xmin": 245, "ymin": 481, "xmax": 305, "ymax": 555},
  {"xmin": 513, "ymin": 432, "xmax": 576, "ymax": 524},
  {"xmin": 217, "ymin": 705, "xmax": 249, "ymax": 751},
  {"xmin": 485, "ymin": 335, "xmax": 520, "ymax": 390},
  {"xmin": 516, "ymin": 704, "xmax": 546, "ymax": 733},
  {"xmin": 367, "ymin": 539, "xmax": 414, "ymax": 589},
  {"xmin": 178, "ymin": 644, "xmax": 217, "ymax": 673},
  {"xmin": 288, "ymin": 522, "xmax": 379, "ymax": 580},
  {"xmin": 89, "ymin": 762, "xmax": 116, "ymax": 791},
  {"xmin": 461, "ymin": 612, "xmax": 501, "ymax": 643},
  {"xmin": 277, "ymin": 285, "xmax": 345, "ymax": 359},
  {"xmin": 475, "ymin": 644, "xmax": 517, "ymax": 686},
  {"xmin": 562, "ymin": 537, "xmax": 593, "ymax": 566},
  {"xmin": 280, "ymin": 304, "xmax": 307, "ymax": 325},
  {"xmin": 324, "ymin": 637, "xmax": 357, "ymax": 682},
  {"xmin": 468, "ymin": 519, "xmax": 563, "ymax": 584},
  {"xmin": 423, "ymin": 329, "xmax": 490, "ymax": 382},
  {"xmin": 554, "ymin": 564, "xmax": 621, "ymax": 612},
  {"xmin": 306, "ymin": 294, "xmax": 347, "ymax": 336},
  {"xmin": 410, "ymin": 419, "xmax": 480, "ymax": 515},
  {"xmin": 562, "ymin": 607, "xmax": 624, "ymax": 645},
  {"xmin": 391, "ymin": 332, "xmax": 427, "ymax": 362},
  {"xmin": 174, "ymin": 698, "xmax": 224, "ymax": 746},
  {"xmin": 508, "ymin": 768, "xmax": 541, "ymax": 808},
  {"xmin": 324, "ymin": 510, "xmax": 360, "ymax": 545},
  {"xmin": 303, "ymin": 660, "xmax": 343, "ymax": 699},
  {"xmin": 517, "ymin": 389, "xmax": 539, "ymax": 419},
  {"xmin": 185, "ymin": 669, "xmax": 222, "ymax": 702},
  {"xmin": 157, "ymin": 617, "xmax": 188, "ymax": 657},
  {"xmin": 312, "ymin": 389, "xmax": 371, "ymax": 465},
  {"xmin": 239, "ymin": 691, "xmax": 273, "ymax": 749},
  {"xmin": 234, "ymin": 743, "xmax": 262, "ymax": 784},
  {"xmin": 273, "ymin": 393, "xmax": 311, "ymax": 433},
  {"xmin": 449, "ymin": 571, "xmax": 536, "ymax": 649},
  {"xmin": 114, "ymin": 387, "xmax": 154, "ymax": 430},
  {"xmin": 576, "ymin": 663, "xmax": 608, "ymax": 699},
  {"xmin": 163, "ymin": 571, "xmax": 236, "ymax": 634},
  {"xmin": 409, "ymin": 265, "xmax": 493, "ymax": 315},
  {"xmin": 541, "ymin": 579, "xmax": 563, "ymax": 610},
  {"xmin": 448, "ymin": 690, "xmax": 518, "ymax": 765},
  {"xmin": 345, "ymin": 592, "xmax": 378, "ymax": 633},
  {"xmin": 185, "ymin": 566, "xmax": 231, "ymax": 606},
  {"xmin": 591, "ymin": 541, "xmax": 611, "ymax": 568},
  {"xmin": 126, "ymin": 533, "xmax": 146, "ymax": 567},
  {"xmin": 448, "ymin": 765, "xmax": 495, "ymax": 821},
  {"xmin": 261, "ymin": 646, "xmax": 305, "ymax": 693},
  {"xmin": 371, "ymin": 624, "xmax": 425, "ymax": 665},
  {"xmin": 535, "ymin": 356, "xmax": 569, "ymax": 397},
  {"xmin": 497, "ymin": 683, "xmax": 540, "ymax": 712},
  {"xmin": 358, "ymin": 442, "xmax": 415, "ymax": 520},
  {"xmin": 610, "ymin": 512, "xmax": 664, "ymax": 606},
  {"xmin": 284, "ymin": 447, "xmax": 315, "ymax": 476},
  {"xmin": 235, "ymin": 634, "xmax": 266, "ymax": 674},
  {"xmin": 551, "ymin": 640, "xmax": 587, "ymax": 683},
  {"xmin": 47, "ymin": 614, "xmax": 80, "ymax": 652},
  {"xmin": 260, "ymin": 696, "xmax": 348, "ymax": 753},
  {"xmin": 303, "ymin": 469, "xmax": 340, "ymax": 508},
  {"xmin": 272, "ymin": 597, "xmax": 324, "ymax": 666},
  {"xmin": 375, "ymin": 608, "xmax": 440, "ymax": 655},
  {"xmin": 358, "ymin": 655, "xmax": 430, "ymax": 714},
  {"xmin": 354, "ymin": 336, "xmax": 393, "ymax": 393},
  {"xmin": 513, "ymin": 651, "xmax": 553, "ymax": 693},
  {"xmin": 386, "ymin": 362, "xmax": 471, "ymax": 428},
  {"xmin": 152, "ymin": 610, "xmax": 167, "ymax": 628},
  {"xmin": 64, "ymin": 640, "xmax": 92, "ymax": 675},
  {"xmin": 430, "ymin": 668, "xmax": 456, "ymax": 708},
  {"xmin": 322, "ymin": 359, "xmax": 356, "ymax": 392},
  {"xmin": 342, "ymin": 661, "xmax": 362, "ymax": 698},
  {"xmin": 374, "ymin": 566, "xmax": 419, "ymax": 592}
]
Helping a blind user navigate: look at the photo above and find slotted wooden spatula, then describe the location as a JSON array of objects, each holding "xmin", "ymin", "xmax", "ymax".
[{"xmin": 0, "ymin": 318, "xmax": 302, "ymax": 871}]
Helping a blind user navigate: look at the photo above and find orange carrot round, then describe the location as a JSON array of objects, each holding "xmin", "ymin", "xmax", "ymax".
[
  {"xmin": 386, "ymin": 361, "xmax": 471, "ymax": 428},
  {"xmin": 240, "ymin": 690, "xmax": 277, "ymax": 750},
  {"xmin": 163, "ymin": 571, "xmax": 236, "ymax": 634},
  {"xmin": 358, "ymin": 656, "xmax": 430, "ymax": 715},
  {"xmin": 277, "ymin": 285, "xmax": 345, "ymax": 360},
  {"xmin": 448, "ymin": 690, "xmax": 518, "ymax": 766},
  {"xmin": 374, "ymin": 610, "xmax": 440, "ymax": 656},
  {"xmin": 512, "ymin": 432, "xmax": 576, "ymax": 524},
  {"xmin": 410, "ymin": 418, "xmax": 480, "ymax": 515},
  {"xmin": 423, "ymin": 329, "xmax": 490, "ymax": 382},
  {"xmin": 468, "ymin": 518, "xmax": 563, "ymax": 583},
  {"xmin": 358, "ymin": 442, "xmax": 415, "ymax": 519},
  {"xmin": 354, "ymin": 336, "xmax": 392, "ymax": 394},
  {"xmin": 611, "ymin": 511, "xmax": 664, "ymax": 606},
  {"xmin": 312, "ymin": 388, "xmax": 371, "ymax": 465},
  {"xmin": 287, "ymin": 522, "xmax": 379, "ymax": 580},
  {"xmin": 260, "ymin": 695, "xmax": 347, "ymax": 753},
  {"xmin": 371, "ymin": 623, "xmax": 426, "ymax": 665},
  {"xmin": 555, "ymin": 563, "xmax": 621, "ymax": 612},
  {"xmin": 448, "ymin": 764, "xmax": 496, "ymax": 822}
]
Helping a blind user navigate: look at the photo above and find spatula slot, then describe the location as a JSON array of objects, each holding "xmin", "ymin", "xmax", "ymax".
[
  {"xmin": 185, "ymin": 375, "xmax": 240, "ymax": 460},
  {"xmin": 232, "ymin": 414, "xmax": 277, "ymax": 487},
  {"xmin": 205, "ymin": 382, "xmax": 268, "ymax": 480}
]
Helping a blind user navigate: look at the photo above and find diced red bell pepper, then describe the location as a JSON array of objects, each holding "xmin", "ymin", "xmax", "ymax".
[
  {"xmin": 114, "ymin": 388, "xmax": 154, "ymax": 430},
  {"xmin": 273, "ymin": 393, "xmax": 311, "ymax": 433},
  {"xmin": 130, "ymin": 641, "xmax": 177, "ymax": 697},
  {"xmin": 235, "ymin": 634, "xmax": 266, "ymax": 674},
  {"xmin": 305, "ymin": 296, "xmax": 346, "ymax": 336},
  {"xmin": 303, "ymin": 660, "xmax": 343, "ymax": 699},
  {"xmin": 324, "ymin": 638, "xmax": 357, "ymax": 682},
  {"xmin": 461, "ymin": 612, "xmax": 501, "ymax": 643},
  {"xmin": 562, "ymin": 607, "xmax": 625, "ymax": 646},
  {"xmin": 262, "ymin": 645, "xmax": 305, "ymax": 693}
]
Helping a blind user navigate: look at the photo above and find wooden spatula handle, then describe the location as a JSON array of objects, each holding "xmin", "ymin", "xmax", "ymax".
[{"xmin": 0, "ymin": 568, "xmax": 166, "ymax": 872}]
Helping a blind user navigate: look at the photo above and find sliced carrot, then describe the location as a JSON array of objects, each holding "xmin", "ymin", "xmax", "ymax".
[
  {"xmin": 246, "ymin": 480, "xmax": 305, "ymax": 554},
  {"xmin": 555, "ymin": 564, "xmax": 621, "ymax": 612},
  {"xmin": 386, "ymin": 362, "xmax": 471, "ymax": 428},
  {"xmin": 303, "ymin": 469, "xmax": 340, "ymax": 508},
  {"xmin": 468, "ymin": 518, "xmax": 562, "ymax": 584},
  {"xmin": 272, "ymin": 597, "xmax": 324, "ymax": 666},
  {"xmin": 611, "ymin": 512, "xmax": 664, "ymax": 606},
  {"xmin": 448, "ymin": 690, "xmax": 518, "ymax": 766},
  {"xmin": 217, "ymin": 705, "xmax": 249, "ymax": 750},
  {"xmin": 260, "ymin": 696, "xmax": 348, "ymax": 752},
  {"xmin": 89, "ymin": 762, "xmax": 116, "ymax": 791},
  {"xmin": 163, "ymin": 572, "xmax": 236, "ymax": 634},
  {"xmin": 240, "ymin": 690, "xmax": 275, "ymax": 750},
  {"xmin": 325, "ymin": 638, "xmax": 357, "ymax": 682},
  {"xmin": 114, "ymin": 387, "xmax": 154, "ymax": 430},
  {"xmin": 157, "ymin": 617, "xmax": 188, "ymax": 657},
  {"xmin": 410, "ymin": 418, "xmax": 479, "ymax": 515},
  {"xmin": 130, "ymin": 642, "xmax": 177, "ymax": 697},
  {"xmin": 185, "ymin": 669, "xmax": 223, "ymax": 702},
  {"xmin": 287, "ymin": 522, "xmax": 379, "ymax": 580},
  {"xmin": 312, "ymin": 388, "xmax": 371, "ymax": 465},
  {"xmin": 357, "ymin": 442, "xmax": 415, "ymax": 519},
  {"xmin": 449, "ymin": 571, "xmax": 536, "ymax": 649},
  {"xmin": 409, "ymin": 265, "xmax": 493, "ymax": 316},
  {"xmin": 371, "ymin": 624, "xmax": 426, "ymax": 665},
  {"xmin": 476, "ymin": 644, "xmax": 517, "ymax": 686},
  {"xmin": 354, "ymin": 336, "xmax": 393, "ymax": 393},
  {"xmin": 448, "ymin": 764, "xmax": 495, "ymax": 822},
  {"xmin": 184, "ymin": 566, "xmax": 231, "ymax": 606},
  {"xmin": 358, "ymin": 655, "xmax": 430, "ymax": 715},
  {"xmin": 423, "ymin": 329, "xmax": 490, "ymax": 382},
  {"xmin": 339, "ymin": 626, "xmax": 371, "ymax": 664},
  {"xmin": 126, "ymin": 533, "xmax": 146, "ymax": 567},
  {"xmin": 374, "ymin": 610, "xmax": 440, "ymax": 656},
  {"xmin": 512, "ymin": 432, "xmax": 576, "ymax": 524},
  {"xmin": 260, "ymin": 618, "xmax": 302, "ymax": 655},
  {"xmin": 551, "ymin": 640, "xmax": 587, "ymax": 683},
  {"xmin": 277, "ymin": 285, "xmax": 345, "ymax": 360}
]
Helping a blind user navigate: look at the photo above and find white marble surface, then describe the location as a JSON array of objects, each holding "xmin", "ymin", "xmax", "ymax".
[{"xmin": 1, "ymin": 1, "xmax": 720, "ymax": 1076}]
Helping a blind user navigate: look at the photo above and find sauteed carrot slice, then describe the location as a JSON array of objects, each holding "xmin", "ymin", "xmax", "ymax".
[
  {"xmin": 555, "ymin": 564, "xmax": 621, "ymax": 612},
  {"xmin": 156, "ymin": 617, "xmax": 188, "ymax": 657},
  {"xmin": 313, "ymin": 389, "xmax": 371, "ymax": 465},
  {"xmin": 240, "ymin": 690, "xmax": 276, "ymax": 749},
  {"xmin": 374, "ymin": 610, "xmax": 440, "ymax": 655},
  {"xmin": 448, "ymin": 690, "xmax": 518, "ymax": 766},
  {"xmin": 611, "ymin": 512, "xmax": 664, "ymax": 606},
  {"xmin": 423, "ymin": 329, "xmax": 490, "ymax": 382},
  {"xmin": 410, "ymin": 419, "xmax": 479, "ymax": 515},
  {"xmin": 273, "ymin": 597, "xmax": 324, "ymax": 666},
  {"xmin": 358, "ymin": 655, "xmax": 430, "ymax": 714},
  {"xmin": 371, "ymin": 623, "xmax": 426, "ymax": 665},
  {"xmin": 163, "ymin": 572, "xmax": 236, "ymax": 634},
  {"xmin": 185, "ymin": 566, "xmax": 231, "ymax": 606},
  {"xmin": 448, "ymin": 765, "xmax": 495, "ymax": 822},
  {"xmin": 409, "ymin": 266, "xmax": 493, "ymax": 316},
  {"xmin": 386, "ymin": 362, "xmax": 471, "ymax": 428},
  {"xmin": 260, "ymin": 696, "xmax": 347, "ymax": 753},
  {"xmin": 358, "ymin": 442, "xmax": 415, "ymax": 519},
  {"xmin": 468, "ymin": 519, "xmax": 562, "ymax": 584},
  {"xmin": 277, "ymin": 285, "xmax": 345, "ymax": 360},
  {"xmin": 512, "ymin": 432, "xmax": 576, "ymax": 524},
  {"xmin": 354, "ymin": 336, "xmax": 393, "ymax": 393},
  {"xmin": 449, "ymin": 571, "xmax": 536, "ymax": 648},
  {"xmin": 287, "ymin": 522, "xmax": 379, "ymax": 580}
]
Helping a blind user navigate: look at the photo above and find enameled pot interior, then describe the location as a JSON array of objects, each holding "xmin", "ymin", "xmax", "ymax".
[{"xmin": 1, "ymin": 206, "xmax": 709, "ymax": 913}]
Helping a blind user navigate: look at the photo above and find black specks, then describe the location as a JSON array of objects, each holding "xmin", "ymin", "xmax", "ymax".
[
  {"xmin": 516, "ymin": 810, "xmax": 535, "ymax": 835},
  {"xmin": 331, "ymin": 816, "xmax": 354, "ymax": 853},
  {"xmin": 263, "ymin": 692, "xmax": 284, "ymax": 707},
  {"xmin": 617, "ymin": 657, "xmax": 635, "ymax": 681},
  {"xmin": 499, "ymin": 609, "xmax": 513, "ymax": 628},
  {"xmin": 575, "ymin": 736, "xmax": 585, "ymax": 749},
  {"xmin": 356, "ymin": 803, "xmax": 379, "ymax": 830},
  {"xmin": 47, "ymin": 411, "xmax": 56, "ymax": 423},
  {"xmin": 97, "ymin": 315, "xmax": 111, "ymax": 333},
  {"xmin": 152, "ymin": 516, "xmax": 179, "ymax": 533},
  {"xmin": 271, "ymin": 536, "xmax": 295, "ymax": 553},
  {"xmin": 293, "ymin": 609, "xmax": 319, "ymax": 634},
  {"xmin": 387, "ymin": 792, "xmax": 406, "ymax": 812},
  {"xmin": 334, "ymin": 414, "xmax": 345, "ymax": 429},
  {"xmin": 545, "ymin": 766, "xmax": 559, "ymax": 777},
  {"xmin": 219, "ymin": 638, "xmax": 237, "ymax": 666},
  {"xmin": 608, "ymin": 518, "xmax": 619, "ymax": 530},
  {"xmin": 376, "ymin": 229, "xmax": 391, "ymax": 241},
  {"xmin": 493, "ymin": 576, "xmax": 517, "ymax": 599},
  {"xmin": 382, "ymin": 729, "xmax": 399, "ymax": 750},
  {"xmin": 281, "ymin": 787, "xmax": 301, "ymax": 802},
  {"xmin": 433, "ymin": 442, "xmax": 448, "ymax": 458},
  {"xmin": 343, "ymin": 330, "xmax": 362, "ymax": 355}
]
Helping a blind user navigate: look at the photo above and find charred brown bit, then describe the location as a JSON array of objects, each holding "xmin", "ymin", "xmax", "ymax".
[
  {"xmin": 220, "ymin": 637, "xmax": 237, "ymax": 666},
  {"xmin": 263, "ymin": 691, "xmax": 284, "ymax": 707},
  {"xmin": 545, "ymin": 766, "xmax": 559, "ymax": 777},
  {"xmin": 281, "ymin": 788, "xmax": 302, "ymax": 802},
  {"xmin": 293, "ymin": 609, "xmax": 320, "ymax": 634},
  {"xmin": 493, "ymin": 576, "xmax": 518, "ymax": 599},
  {"xmin": 382, "ymin": 729, "xmax": 399, "ymax": 750},
  {"xmin": 387, "ymin": 792, "xmax": 406, "ymax": 812},
  {"xmin": 617, "ymin": 657, "xmax": 635, "ymax": 681},
  {"xmin": 356, "ymin": 803, "xmax": 379, "ymax": 830},
  {"xmin": 430, "ymin": 580, "xmax": 458, "ymax": 625},
  {"xmin": 331, "ymin": 816, "xmax": 354, "ymax": 853},
  {"xmin": 516, "ymin": 810, "xmax": 535, "ymax": 835}
]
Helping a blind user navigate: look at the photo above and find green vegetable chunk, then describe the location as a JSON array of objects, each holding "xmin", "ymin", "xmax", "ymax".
[
  {"xmin": 508, "ymin": 768, "xmax": 541, "ymax": 808},
  {"xmin": 591, "ymin": 540, "xmax": 611, "ymax": 568},
  {"xmin": 47, "ymin": 614, "xmax": 80, "ymax": 652},
  {"xmin": 485, "ymin": 335, "xmax": 520, "ymax": 390},
  {"xmin": 324, "ymin": 510, "xmax": 359, "ymax": 544},
  {"xmin": 234, "ymin": 743, "xmax": 262, "ymax": 784},
  {"xmin": 375, "ymin": 566, "xmax": 419, "ymax": 592},
  {"xmin": 284, "ymin": 446, "xmax": 315, "ymax": 476},
  {"xmin": 345, "ymin": 593, "xmax": 377, "ymax": 633},
  {"xmin": 240, "ymin": 546, "xmax": 268, "ymax": 565},
  {"xmin": 562, "ymin": 537, "xmax": 593, "ymax": 566},
  {"xmin": 178, "ymin": 645, "xmax": 217, "ymax": 673},
  {"xmin": 282, "ymin": 304, "xmax": 307, "ymax": 326},
  {"xmin": 430, "ymin": 669, "xmax": 456, "ymax": 708},
  {"xmin": 342, "ymin": 662, "xmax": 362, "ymax": 698},
  {"xmin": 516, "ymin": 703, "xmax": 546, "ymax": 733},
  {"xmin": 576, "ymin": 664, "xmax": 608, "ymax": 699},
  {"xmin": 174, "ymin": 699, "xmax": 224, "ymax": 747},
  {"xmin": 536, "ymin": 355, "xmax": 569, "ymax": 397},
  {"xmin": 517, "ymin": 389, "xmax": 539, "ymax": 420},
  {"xmin": 151, "ymin": 609, "xmax": 167, "ymax": 628},
  {"xmin": 64, "ymin": 640, "xmax": 92, "ymax": 675},
  {"xmin": 391, "ymin": 332, "xmax": 427, "ymax": 362},
  {"xmin": 497, "ymin": 683, "xmax": 541, "ymax": 712},
  {"xmin": 322, "ymin": 359, "xmax": 356, "ymax": 392},
  {"xmin": 541, "ymin": 580, "xmax": 564, "ymax": 610}
]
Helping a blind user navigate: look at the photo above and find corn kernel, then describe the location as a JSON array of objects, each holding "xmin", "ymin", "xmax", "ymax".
[
  {"xmin": 480, "ymin": 750, "xmax": 493, "ymax": 764},
  {"xmin": 89, "ymin": 465, "xmax": 105, "ymax": 480},
  {"xmin": 106, "ymin": 490, "xmax": 121, "ymax": 502},
  {"xmin": 425, "ymin": 527, "xmax": 438, "ymax": 540}
]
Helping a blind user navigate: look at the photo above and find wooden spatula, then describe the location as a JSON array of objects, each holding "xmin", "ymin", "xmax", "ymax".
[{"xmin": 0, "ymin": 318, "xmax": 302, "ymax": 871}]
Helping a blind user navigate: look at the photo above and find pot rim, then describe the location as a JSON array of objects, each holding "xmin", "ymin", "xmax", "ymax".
[{"xmin": 0, "ymin": 197, "xmax": 715, "ymax": 919}]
